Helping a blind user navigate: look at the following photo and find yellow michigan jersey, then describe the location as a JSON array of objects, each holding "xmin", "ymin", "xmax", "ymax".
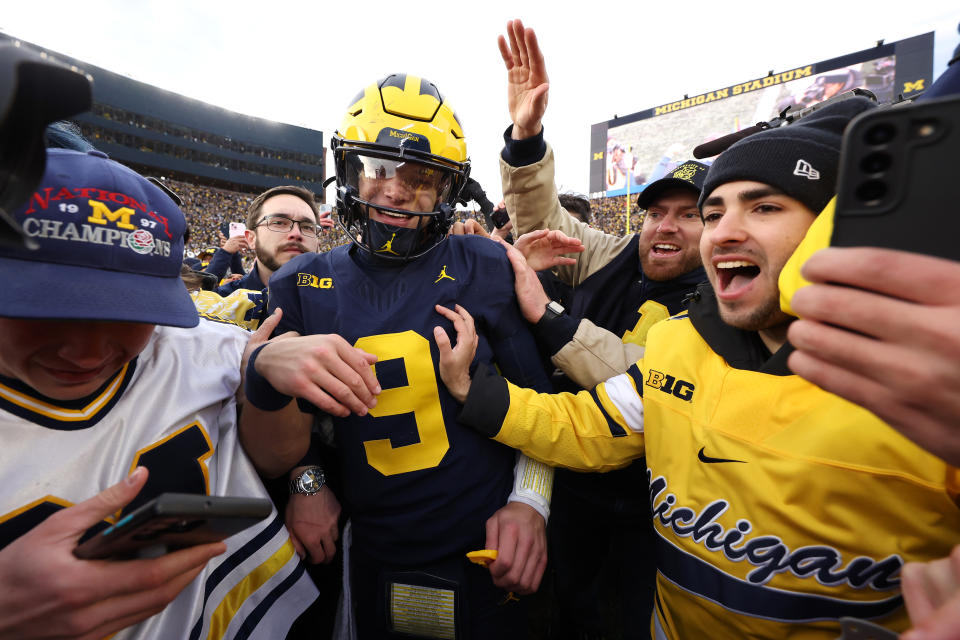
[
  {"xmin": 462, "ymin": 292, "xmax": 960, "ymax": 639},
  {"xmin": 192, "ymin": 288, "xmax": 266, "ymax": 331},
  {"xmin": 0, "ymin": 320, "xmax": 317, "ymax": 639}
]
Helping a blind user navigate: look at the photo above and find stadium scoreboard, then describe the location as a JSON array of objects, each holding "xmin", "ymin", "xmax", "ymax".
[{"xmin": 590, "ymin": 32, "xmax": 934, "ymax": 198}]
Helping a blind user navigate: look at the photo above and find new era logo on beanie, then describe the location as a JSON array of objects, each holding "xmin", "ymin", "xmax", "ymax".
[
  {"xmin": 637, "ymin": 160, "xmax": 710, "ymax": 209},
  {"xmin": 698, "ymin": 96, "xmax": 877, "ymax": 215},
  {"xmin": 793, "ymin": 160, "xmax": 820, "ymax": 180},
  {"xmin": 0, "ymin": 149, "xmax": 199, "ymax": 327}
]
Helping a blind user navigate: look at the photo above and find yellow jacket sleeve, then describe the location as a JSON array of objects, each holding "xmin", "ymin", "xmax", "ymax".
[{"xmin": 458, "ymin": 363, "xmax": 646, "ymax": 472}]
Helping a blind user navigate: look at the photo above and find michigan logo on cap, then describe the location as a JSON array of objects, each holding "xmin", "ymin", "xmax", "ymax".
[{"xmin": 671, "ymin": 162, "xmax": 707, "ymax": 183}]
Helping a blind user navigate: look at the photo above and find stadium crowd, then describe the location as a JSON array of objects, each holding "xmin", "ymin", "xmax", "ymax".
[
  {"xmin": 586, "ymin": 194, "xmax": 644, "ymax": 235},
  {"xmin": 167, "ymin": 178, "xmax": 256, "ymax": 251},
  {"xmin": 3, "ymin": 17, "xmax": 960, "ymax": 640}
]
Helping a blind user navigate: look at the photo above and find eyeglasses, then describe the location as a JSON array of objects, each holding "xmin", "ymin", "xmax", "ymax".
[{"xmin": 255, "ymin": 215, "xmax": 320, "ymax": 237}]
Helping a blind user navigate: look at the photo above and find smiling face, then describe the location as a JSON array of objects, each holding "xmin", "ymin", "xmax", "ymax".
[
  {"xmin": 358, "ymin": 158, "xmax": 447, "ymax": 228},
  {"xmin": 0, "ymin": 318, "xmax": 155, "ymax": 401},
  {"xmin": 637, "ymin": 188, "xmax": 704, "ymax": 281},
  {"xmin": 699, "ymin": 180, "xmax": 816, "ymax": 348}
]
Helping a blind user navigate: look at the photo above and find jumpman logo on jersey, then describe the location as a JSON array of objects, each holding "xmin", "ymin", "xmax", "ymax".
[
  {"xmin": 377, "ymin": 233, "xmax": 400, "ymax": 255},
  {"xmin": 434, "ymin": 265, "xmax": 456, "ymax": 283}
]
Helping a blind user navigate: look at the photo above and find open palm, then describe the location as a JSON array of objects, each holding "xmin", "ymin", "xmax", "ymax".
[{"xmin": 498, "ymin": 19, "xmax": 549, "ymax": 139}]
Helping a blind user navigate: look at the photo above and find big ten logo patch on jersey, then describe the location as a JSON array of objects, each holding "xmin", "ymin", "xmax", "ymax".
[
  {"xmin": 21, "ymin": 187, "xmax": 173, "ymax": 256},
  {"xmin": 645, "ymin": 369, "xmax": 695, "ymax": 401},
  {"xmin": 297, "ymin": 273, "xmax": 334, "ymax": 289}
]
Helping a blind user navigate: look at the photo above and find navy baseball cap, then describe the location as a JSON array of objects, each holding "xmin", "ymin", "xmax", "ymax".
[
  {"xmin": 0, "ymin": 148, "xmax": 199, "ymax": 327},
  {"xmin": 636, "ymin": 160, "xmax": 710, "ymax": 209}
]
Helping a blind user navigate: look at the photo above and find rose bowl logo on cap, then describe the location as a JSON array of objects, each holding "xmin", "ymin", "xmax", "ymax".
[{"xmin": 127, "ymin": 228, "xmax": 156, "ymax": 254}]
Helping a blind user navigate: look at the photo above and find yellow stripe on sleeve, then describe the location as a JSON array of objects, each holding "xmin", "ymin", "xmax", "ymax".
[{"xmin": 206, "ymin": 539, "xmax": 297, "ymax": 640}]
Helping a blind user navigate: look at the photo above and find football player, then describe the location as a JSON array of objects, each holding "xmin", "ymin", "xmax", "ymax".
[
  {"xmin": 241, "ymin": 75, "xmax": 555, "ymax": 638},
  {"xmin": 0, "ymin": 148, "xmax": 317, "ymax": 639}
]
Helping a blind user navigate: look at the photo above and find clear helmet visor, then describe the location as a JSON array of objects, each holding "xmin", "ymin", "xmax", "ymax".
[{"xmin": 344, "ymin": 152, "xmax": 456, "ymax": 214}]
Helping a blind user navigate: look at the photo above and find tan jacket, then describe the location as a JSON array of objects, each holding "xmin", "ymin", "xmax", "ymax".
[{"xmin": 500, "ymin": 144, "xmax": 643, "ymax": 388}]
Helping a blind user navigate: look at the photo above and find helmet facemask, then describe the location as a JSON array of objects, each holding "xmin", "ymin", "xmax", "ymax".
[
  {"xmin": 331, "ymin": 74, "xmax": 470, "ymax": 262},
  {"xmin": 333, "ymin": 140, "xmax": 468, "ymax": 261}
]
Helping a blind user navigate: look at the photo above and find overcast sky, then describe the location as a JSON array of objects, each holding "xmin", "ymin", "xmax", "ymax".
[{"xmin": 3, "ymin": 1, "xmax": 959, "ymax": 204}]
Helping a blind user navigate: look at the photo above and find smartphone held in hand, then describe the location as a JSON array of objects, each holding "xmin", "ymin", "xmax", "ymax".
[
  {"xmin": 832, "ymin": 94, "xmax": 960, "ymax": 262},
  {"xmin": 74, "ymin": 493, "xmax": 272, "ymax": 560},
  {"xmin": 228, "ymin": 221, "xmax": 247, "ymax": 238}
]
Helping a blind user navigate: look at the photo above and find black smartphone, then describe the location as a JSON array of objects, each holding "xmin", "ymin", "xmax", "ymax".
[
  {"xmin": 832, "ymin": 94, "xmax": 960, "ymax": 261},
  {"xmin": 490, "ymin": 207, "xmax": 510, "ymax": 229},
  {"xmin": 74, "ymin": 493, "xmax": 272, "ymax": 560}
]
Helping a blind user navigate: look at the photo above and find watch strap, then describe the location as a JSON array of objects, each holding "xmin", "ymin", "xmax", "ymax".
[{"xmin": 543, "ymin": 300, "xmax": 565, "ymax": 321}]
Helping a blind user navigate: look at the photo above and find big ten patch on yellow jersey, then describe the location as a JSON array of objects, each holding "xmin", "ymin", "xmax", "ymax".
[{"xmin": 640, "ymin": 316, "xmax": 960, "ymax": 639}]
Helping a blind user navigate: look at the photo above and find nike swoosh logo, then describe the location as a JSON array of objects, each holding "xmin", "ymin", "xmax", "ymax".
[{"xmin": 698, "ymin": 447, "xmax": 746, "ymax": 464}]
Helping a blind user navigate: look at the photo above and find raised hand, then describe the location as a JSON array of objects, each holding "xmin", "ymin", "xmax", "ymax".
[{"xmin": 498, "ymin": 19, "xmax": 549, "ymax": 140}]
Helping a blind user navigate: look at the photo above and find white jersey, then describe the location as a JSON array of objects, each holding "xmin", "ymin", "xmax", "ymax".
[{"xmin": 0, "ymin": 319, "xmax": 317, "ymax": 640}]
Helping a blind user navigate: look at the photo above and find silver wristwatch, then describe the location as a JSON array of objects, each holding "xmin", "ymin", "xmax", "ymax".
[{"xmin": 289, "ymin": 466, "xmax": 326, "ymax": 496}]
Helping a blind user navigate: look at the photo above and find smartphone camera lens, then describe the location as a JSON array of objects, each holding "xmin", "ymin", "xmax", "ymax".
[
  {"xmin": 864, "ymin": 123, "xmax": 896, "ymax": 146},
  {"xmin": 855, "ymin": 179, "xmax": 887, "ymax": 206},
  {"xmin": 860, "ymin": 152, "xmax": 892, "ymax": 174}
]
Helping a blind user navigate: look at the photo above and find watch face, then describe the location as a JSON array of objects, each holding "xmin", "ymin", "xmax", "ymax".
[{"xmin": 303, "ymin": 469, "xmax": 322, "ymax": 493}]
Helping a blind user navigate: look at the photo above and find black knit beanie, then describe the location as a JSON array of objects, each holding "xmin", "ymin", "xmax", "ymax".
[{"xmin": 698, "ymin": 96, "xmax": 877, "ymax": 214}]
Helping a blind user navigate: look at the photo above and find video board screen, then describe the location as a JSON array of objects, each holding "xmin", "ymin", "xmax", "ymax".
[{"xmin": 589, "ymin": 32, "xmax": 934, "ymax": 197}]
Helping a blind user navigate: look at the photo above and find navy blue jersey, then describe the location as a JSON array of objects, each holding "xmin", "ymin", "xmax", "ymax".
[{"xmin": 268, "ymin": 236, "xmax": 551, "ymax": 564}]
